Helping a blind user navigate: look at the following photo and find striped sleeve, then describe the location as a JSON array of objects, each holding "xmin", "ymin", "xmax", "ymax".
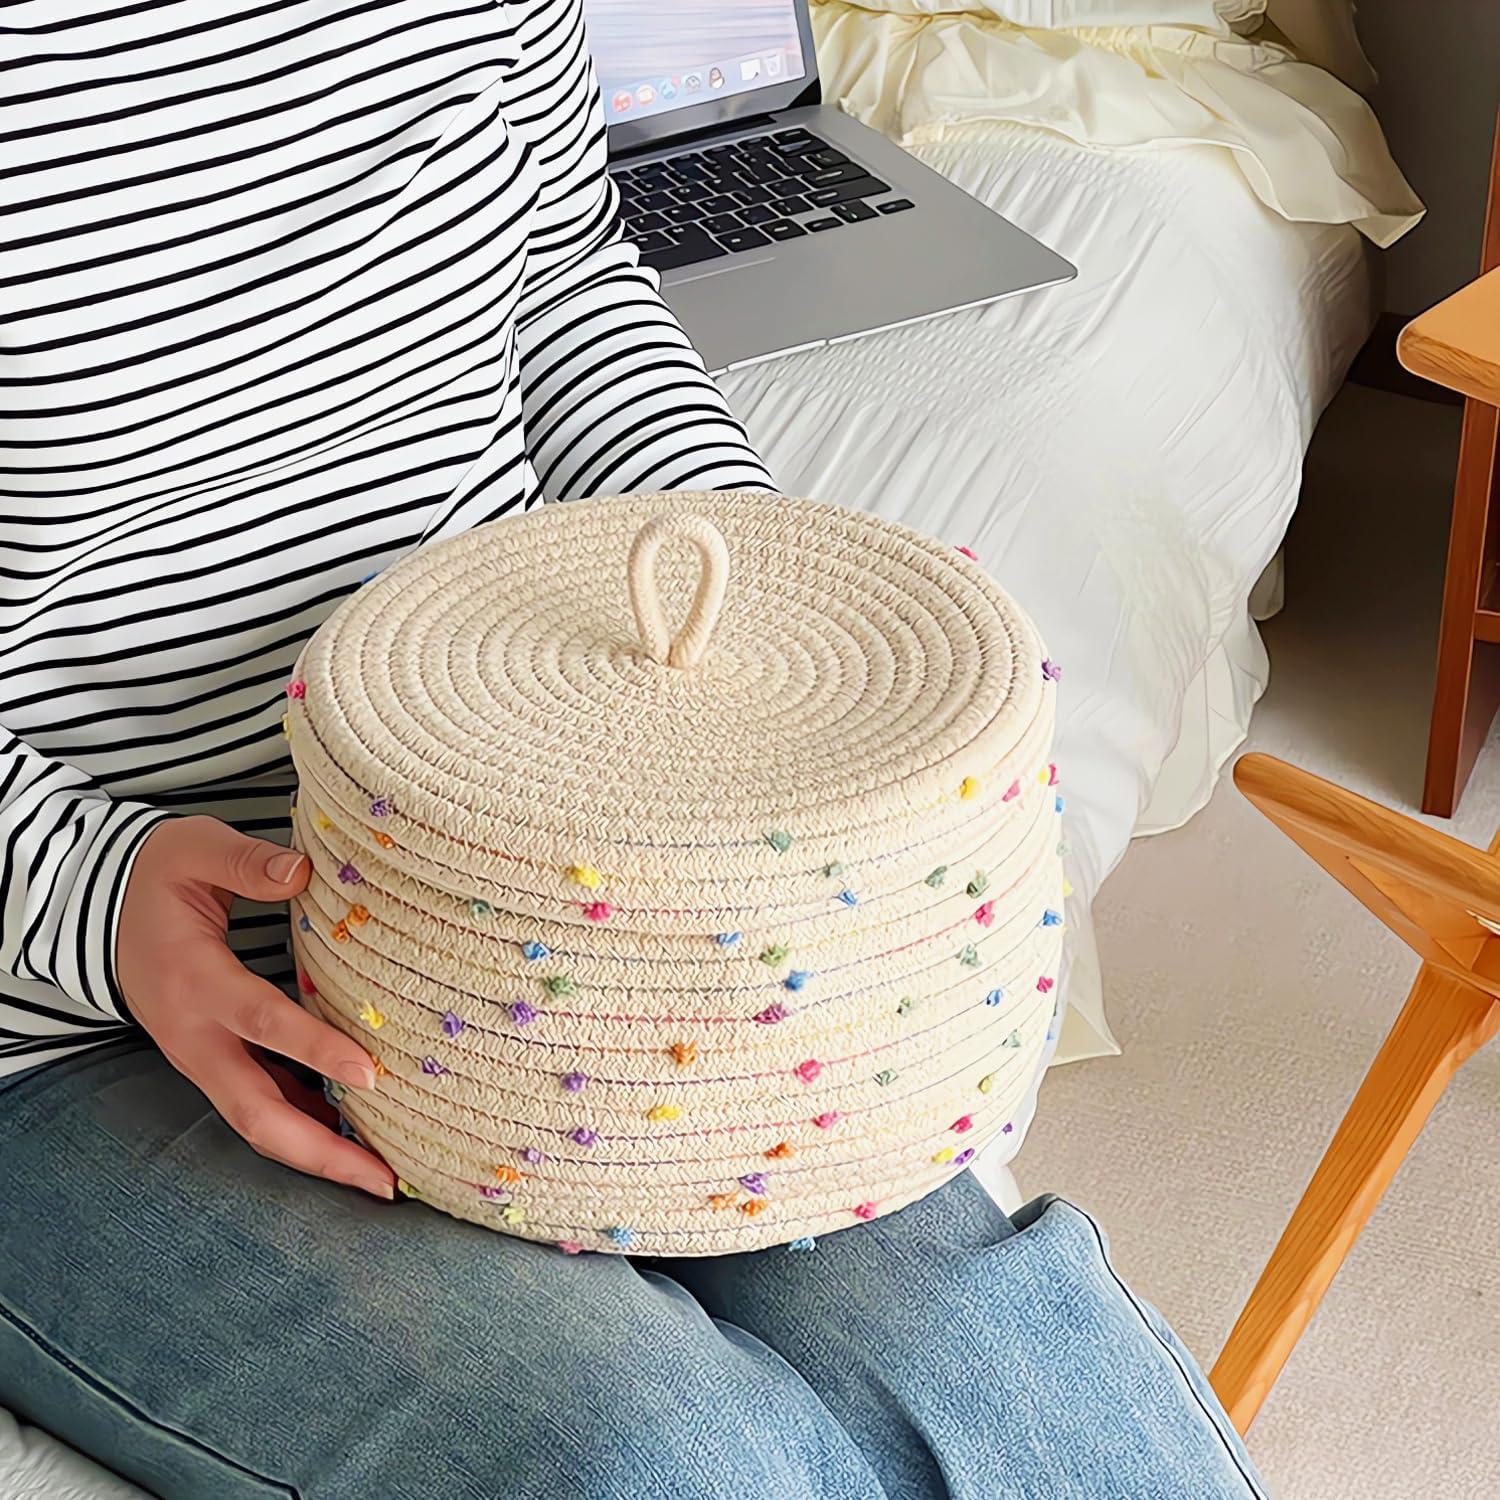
[
  {"xmin": 509, "ymin": 0, "xmax": 774, "ymax": 501},
  {"xmin": 0, "ymin": 729, "xmax": 169, "ymax": 1022}
]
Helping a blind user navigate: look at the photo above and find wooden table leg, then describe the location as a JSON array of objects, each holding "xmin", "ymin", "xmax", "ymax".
[
  {"xmin": 1423, "ymin": 398, "xmax": 1500, "ymax": 817},
  {"xmin": 1209, "ymin": 964, "xmax": 1500, "ymax": 1433}
]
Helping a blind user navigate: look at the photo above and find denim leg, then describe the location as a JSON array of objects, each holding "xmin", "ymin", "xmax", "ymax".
[
  {"xmin": 0, "ymin": 1042, "xmax": 884, "ymax": 1500},
  {"xmin": 666, "ymin": 1172, "xmax": 1270, "ymax": 1500}
]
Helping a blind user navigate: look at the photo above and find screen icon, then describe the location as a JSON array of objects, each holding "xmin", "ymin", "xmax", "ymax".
[
  {"xmin": 765, "ymin": 52, "xmax": 784, "ymax": 80},
  {"xmin": 658, "ymin": 77, "xmax": 677, "ymax": 100},
  {"xmin": 708, "ymin": 66, "xmax": 724, "ymax": 89},
  {"xmin": 635, "ymin": 82, "xmax": 655, "ymax": 106},
  {"xmin": 684, "ymin": 73, "xmax": 702, "ymax": 93},
  {"xmin": 611, "ymin": 90, "xmax": 632, "ymax": 113},
  {"xmin": 739, "ymin": 57, "xmax": 762, "ymax": 83}
]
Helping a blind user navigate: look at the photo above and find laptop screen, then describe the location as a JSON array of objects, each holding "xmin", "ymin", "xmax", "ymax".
[{"xmin": 585, "ymin": 1, "xmax": 808, "ymax": 128}]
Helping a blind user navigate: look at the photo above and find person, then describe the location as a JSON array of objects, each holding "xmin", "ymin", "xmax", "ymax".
[{"xmin": 0, "ymin": 4, "xmax": 1267, "ymax": 1496}]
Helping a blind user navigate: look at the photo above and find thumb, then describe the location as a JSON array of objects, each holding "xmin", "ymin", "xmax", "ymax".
[{"xmin": 185, "ymin": 818, "xmax": 310, "ymax": 902}]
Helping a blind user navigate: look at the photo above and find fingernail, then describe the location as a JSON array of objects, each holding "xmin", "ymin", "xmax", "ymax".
[
  {"xmin": 335, "ymin": 1061, "xmax": 377, "ymax": 1090},
  {"xmin": 367, "ymin": 1179, "xmax": 395, "ymax": 1201},
  {"xmin": 267, "ymin": 850, "xmax": 305, "ymax": 884}
]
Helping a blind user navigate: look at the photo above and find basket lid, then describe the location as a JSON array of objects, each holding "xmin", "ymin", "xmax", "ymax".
[{"xmin": 291, "ymin": 492, "xmax": 1052, "ymax": 882}]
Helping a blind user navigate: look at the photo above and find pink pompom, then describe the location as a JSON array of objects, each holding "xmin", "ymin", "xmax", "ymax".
[
  {"xmin": 852, "ymin": 1202, "xmax": 878, "ymax": 1220},
  {"xmin": 812, "ymin": 1111, "xmax": 840, "ymax": 1130},
  {"xmin": 285, "ymin": 680, "xmax": 306, "ymax": 699},
  {"xmin": 583, "ymin": 902, "xmax": 613, "ymax": 922},
  {"xmin": 973, "ymin": 901, "xmax": 995, "ymax": 927},
  {"xmin": 795, "ymin": 1058, "xmax": 822, "ymax": 1084}
]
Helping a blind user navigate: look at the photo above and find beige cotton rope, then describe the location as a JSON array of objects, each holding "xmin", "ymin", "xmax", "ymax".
[{"xmin": 285, "ymin": 491, "xmax": 1064, "ymax": 1256}]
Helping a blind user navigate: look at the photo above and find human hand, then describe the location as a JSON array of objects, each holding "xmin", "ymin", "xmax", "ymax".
[{"xmin": 118, "ymin": 816, "xmax": 395, "ymax": 1199}]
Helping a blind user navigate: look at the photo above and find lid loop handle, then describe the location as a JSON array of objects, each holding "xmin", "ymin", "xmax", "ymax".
[{"xmin": 627, "ymin": 513, "xmax": 731, "ymax": 670}]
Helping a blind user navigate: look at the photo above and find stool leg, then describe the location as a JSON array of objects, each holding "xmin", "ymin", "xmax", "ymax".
[{"xmin": 1210, "ymin": 964, "xmax": 1500, "ymax": 1433}]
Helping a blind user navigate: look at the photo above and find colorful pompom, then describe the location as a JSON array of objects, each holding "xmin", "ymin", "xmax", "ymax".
[
  {"xmin": 357, "ymin": 1001, "xmax": 384, "ymax": 1029},
  {"xmin": 583, "ymin": 901, "xmax": 613, "ymax": 922},
  {"xmin": 795, "ymin": 1059, "xmax": 822, "ymax": 1084},
  {"xmin": 568, "ymin": 863, "xmax": 602, "ymax": 889},
  {"xmin": 812, "ymin": 1111, "xmax": 840, "ymax": 1130},
  {"xmin": 764, "ymin": 829, "xmax": 793, "ymax": 854},
  {"xmin": 753, "ymin": 1003, "xmax": 789, "ymax": 1025},
  {"xmin": 441, "ymin": 1010, "xmax": 464, "ymax": 1038},
  {"xmin": 669, "ymin": 1041, "xmax": 698, "ymax": 1067},
  {"xmin": 852, "ymin": 1202, "xmax": 878, "ymax": 1221},
  {"xmin": 285, "ymin": 679, "xmax": 306, "ymax": 699},
  {"xmin": 522, "ymin": 941, "xmax": 550, "ymax": 962},
  {"xmin": 337, "ymin": 862, "xmax": 362, "ymax": 885},
  {"xmin": 783, "ymin": 970, "xmax": 812, "ymax": 992},
  {"xmin": 570, "ymin": 1127, "xmax": 598, "ymax": 1147},
  {"xmin": 562, "ymin": 1071, "xmax": 589, "ymax": 1093},
  {"xmin": 346, "ymin": 905, "xmax": 370, "ymax": 928},
  {"xmin": 959, "ymin": 776, "xmax": 979, "ymax": 800},
  {"xmin": 369, "ymin": 796, "xmax": 394, "ymax": 817},
  {"xmin": 509, "ymin": 1000, "xmax": 538, "ymax": 1027},
  {"xmin": 646, "ymin": 1103, "xmax": 682, "ymax": 1122}
]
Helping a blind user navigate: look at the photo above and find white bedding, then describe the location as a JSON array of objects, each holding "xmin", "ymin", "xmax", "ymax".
[
  {"xmin": 720, "ymin": 119, "xmax": 1375, "ymax": 1063},
  {"xmin": 1, "ymin": 81, "xmax": 1381, "ymax": 1500}
]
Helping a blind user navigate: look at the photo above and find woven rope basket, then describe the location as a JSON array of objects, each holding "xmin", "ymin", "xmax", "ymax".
[{"xmin": 286, "ymin": 492, "xmax": 1064, "ymax": 1255}]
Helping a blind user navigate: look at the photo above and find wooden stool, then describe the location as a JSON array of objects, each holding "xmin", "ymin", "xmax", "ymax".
[{"xmin": 1209, "ymin": 752, "xmax": 1500, "ymax": 1433}]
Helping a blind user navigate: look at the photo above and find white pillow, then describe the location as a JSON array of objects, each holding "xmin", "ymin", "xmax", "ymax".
[{"xmin": 825, "ymin": 2, "xmax": 1266, "ymax": 29}]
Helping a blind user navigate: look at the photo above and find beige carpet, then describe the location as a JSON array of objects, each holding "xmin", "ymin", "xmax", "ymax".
[{"xmin": 1016, "ymin": 383, "xmax": 1500, "ymax": 1500}]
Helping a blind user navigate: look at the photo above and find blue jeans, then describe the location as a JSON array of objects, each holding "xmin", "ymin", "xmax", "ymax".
[{"xmin": 1, "ymin": 1039, "xmax": 1266, "ymax": 1499}]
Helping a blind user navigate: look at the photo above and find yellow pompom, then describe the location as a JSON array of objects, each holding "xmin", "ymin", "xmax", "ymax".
[
  {"xmin": 315, "ymin": 813, "xmax": 333, "ymax": 832},
  {"xmin": 647, "ymin": 1103, "xmax": 682, "ymax": 1122},
  {"xmin": 958, "ymin": 776, "xmax": 979, "ymax": 800},
  {"xmin": 359, "ymin": 1003, "xmax": 385, "ymax": 1030},
  {"xmin": 396, "ymin": 1178, "xmax": 421, "ymax": 1199},
  {"xmin": 280, "ymin": 712, "xmax": 292, "ymax": 740},
  {"xmin": 932, "ymin": 1146, "xmax": 955, "ymax": 1164},
  {"xmin": 568, "ymin": 863, "xmax": 602, "ymax": 889},
  {"xmin": 1062, "ymin": 878, "xmax": 1073, "ymax": 898},
  {"xmin": 977, "ymin": 1073, "xmax": 995, "ymax": 1094}
]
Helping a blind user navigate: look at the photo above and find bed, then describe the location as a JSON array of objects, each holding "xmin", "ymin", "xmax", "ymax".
[{"xmin": 1, "ymin": 6, "xmax": 1420, "ymax": 1496}]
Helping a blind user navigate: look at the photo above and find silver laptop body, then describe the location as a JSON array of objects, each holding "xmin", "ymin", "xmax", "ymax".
[{"xmin": 591, "ymin": 0, "xmax": 1076, "ymax": 374}]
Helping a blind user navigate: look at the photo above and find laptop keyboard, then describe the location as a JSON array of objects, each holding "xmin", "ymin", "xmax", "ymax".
[{"xmin": 611, "ymin": 126, "xmax": 914, "ymax": 273}]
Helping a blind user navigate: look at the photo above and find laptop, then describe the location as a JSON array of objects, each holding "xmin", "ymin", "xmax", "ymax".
[{"xmin": 588, "ymin": 0, "xmax": 1076, "ymax": 374}]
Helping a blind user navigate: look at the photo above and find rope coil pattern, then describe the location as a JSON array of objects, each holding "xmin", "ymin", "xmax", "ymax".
[{"xmin": 288, "ymin": 493, "xmax": 1063, "ymax": 1254}]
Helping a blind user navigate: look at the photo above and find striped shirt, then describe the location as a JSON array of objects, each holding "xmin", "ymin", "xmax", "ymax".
[{"xmin": 0, "ymin": 0, "xmax": 772, "ymax": 1076}]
